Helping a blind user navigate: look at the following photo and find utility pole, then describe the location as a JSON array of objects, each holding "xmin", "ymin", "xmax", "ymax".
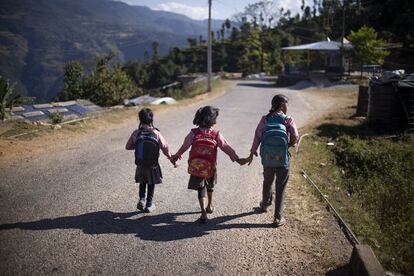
[
  {"xmin": 340, "ymin": 0, "xmax": 345, "ymax": 75},
  {"xmin": 207, "ymin": 0, "xmax": 212, "ymax": 92}
]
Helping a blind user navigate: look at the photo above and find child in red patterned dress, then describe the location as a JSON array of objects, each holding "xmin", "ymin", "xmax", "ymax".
[{"xmin": 171, "ymin": 106, "xmax": 246, "ymax": 223}]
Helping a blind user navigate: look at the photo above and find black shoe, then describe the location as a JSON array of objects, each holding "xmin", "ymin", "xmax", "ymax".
[
  {"xmin": 145, "ymin": 203, "xmax": 156, "ymax": 213},
  {"xmin": 137, "ymin": 199, "xmax": 145, "ymax": 211}
]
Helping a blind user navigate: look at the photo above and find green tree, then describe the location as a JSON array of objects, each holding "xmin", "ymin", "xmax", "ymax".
[
  {"xmin": 0, "ymin": 76, "xmax": 15, "ymax": 121},
  {"xmin": 123, "ymin": 61, "xmax": 148, "ymax": 88},
  {"xmin": 347, "ymin": 25, "xmax": 390, "ymax": 77},
  {"xmin": 83, "ymin": 52, "xmax": 141, "ymax": 106},
  {"xmin": 187, "ymin": 38, "xmax": 197, "ymax": 47},
  {"xmin": 0, "ymin": 76, "xmax": 34, "ymax": 120},
  {"xmin": 60, "ymin": 60, "xmax": 84, "ymax": 100}
]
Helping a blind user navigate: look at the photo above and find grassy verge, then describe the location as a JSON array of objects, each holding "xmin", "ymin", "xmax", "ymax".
[{"xmin": 295, "ymin": 105, "xmax": 414, "ymax": 274}]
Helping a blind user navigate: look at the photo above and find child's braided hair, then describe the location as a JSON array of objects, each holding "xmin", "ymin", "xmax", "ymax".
[
  {"xmin": 138, "ymin": 108, "xmax": 154, "ymax": 129},
  {"xmin": 266, "ymin": 94, "xmax": 288, "ymax": 119}
]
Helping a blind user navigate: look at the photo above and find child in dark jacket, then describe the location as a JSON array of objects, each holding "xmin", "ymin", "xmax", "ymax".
[
  {"xmin": 246, "ymin": 94, "xmax": 299, "ymax": 227},
  {"xmin": 171, "ymin": 106, "xmax": 246, "ymax": 223},
  {"xmin": 126, "ymin": 108, "xmax": 173, "ymax": 213}
]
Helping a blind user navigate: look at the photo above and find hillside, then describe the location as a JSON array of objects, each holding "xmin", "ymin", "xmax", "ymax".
[{"xmin": 0, "ymin": 0, "xmax": 223, "ymax": 102}]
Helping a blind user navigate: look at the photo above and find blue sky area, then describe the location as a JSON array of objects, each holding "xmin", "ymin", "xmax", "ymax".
[{"xmin": 115, "ymin": 0, "xmax": 310, "ymax": 20}]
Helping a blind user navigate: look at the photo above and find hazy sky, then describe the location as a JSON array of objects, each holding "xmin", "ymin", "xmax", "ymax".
[{"xmin": 115, "ymin": 0, "xmax": 310, "ymax": 20}]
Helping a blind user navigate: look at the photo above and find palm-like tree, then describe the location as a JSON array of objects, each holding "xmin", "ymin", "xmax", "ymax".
[{"xmin": 0, "ymin": 76, "xmax": 16, "ymax": 121}]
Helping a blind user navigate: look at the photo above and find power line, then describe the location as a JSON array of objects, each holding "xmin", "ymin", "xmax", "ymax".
[{"xmin": 214, "ymin": 0, "xmax": 242, "ymax": 16}]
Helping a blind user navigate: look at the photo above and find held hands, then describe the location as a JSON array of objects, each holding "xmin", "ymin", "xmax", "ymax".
[
  {"xmin": 236, "ymin": 151, "xmax": 257, "ymax": 166},
  {"xmin": 246, "ymin": 152, "xmax": 258, "ymax": 166},
  {"xmin": 170, "ymin": 153, "xmax": 181, "ymax": 168},
  {"xmin": 236, "ymin": 158, "xmax": 248, "ymax": 166},
  {"xmin": 170, "ymin": 152, "xmax": 256, "ymax": 167}
]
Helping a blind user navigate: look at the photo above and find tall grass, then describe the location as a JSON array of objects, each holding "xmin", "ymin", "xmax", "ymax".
[
  {"xmin": 298, "ymin": 115, "xmax": 414, "ymax": 274},
  {"xmin": 333, "ymin": 135, "xmax": 414, "ymax": 273}
]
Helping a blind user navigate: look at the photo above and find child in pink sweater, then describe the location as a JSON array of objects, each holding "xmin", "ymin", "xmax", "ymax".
[
  {"xmin": 126, "ymin": 108, "xmax": 173, "ymax": 213},
  {"xmin": 246, "ymin": 94, "xmax": 299, "ymax": 227}
]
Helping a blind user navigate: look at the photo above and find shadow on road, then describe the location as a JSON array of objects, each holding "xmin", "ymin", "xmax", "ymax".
[
  {"xmin": 0, "ymin": 209, "xmax": 271, "ymax": 241},
  {"xmin": 325, "ymin": 264, "xmax": 351, "ymax": 276},
  {"xmin": 236, "ymin": 82, "xmax": 276, "ymax": 88}
]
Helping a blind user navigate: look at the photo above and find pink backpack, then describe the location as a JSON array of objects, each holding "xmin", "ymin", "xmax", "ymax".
[{"xmin": 188, "ymin": 128, "xmax": 219, "ymax": 178}]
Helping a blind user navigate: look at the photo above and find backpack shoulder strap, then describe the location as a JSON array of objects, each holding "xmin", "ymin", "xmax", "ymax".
[
  {"xmin": 267, "ymin": 114, "xmax": 287, "ymax": 124},
  {"xmin": 191, "ymin": 128, "xmax": 201, "ymax": 135},
  {"xmin": 211, "ymin": 129, "xmax": 219, "ymax": 140}
]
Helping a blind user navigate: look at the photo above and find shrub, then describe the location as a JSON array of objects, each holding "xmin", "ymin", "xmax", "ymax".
[{"xmin": 49, "ymin": 112, "xmax": 63, "ymax": 124}]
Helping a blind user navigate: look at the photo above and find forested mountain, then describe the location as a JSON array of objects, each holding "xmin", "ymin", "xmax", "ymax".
[{"xmin": 0, "ymin": 0, "xmax": 223, "ymax": 102}]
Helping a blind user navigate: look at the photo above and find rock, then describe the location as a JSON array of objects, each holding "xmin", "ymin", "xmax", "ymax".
[
  {"xmin": 38, "ymin": 121, "xmax": 51, "ymax": 126},
  {"xmin": 52, "ymin": 124, "xmax": 62, "ymax": 130}
]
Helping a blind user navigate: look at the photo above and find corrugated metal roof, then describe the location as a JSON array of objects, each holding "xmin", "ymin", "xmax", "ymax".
[{"xmin": 10, "ymin": 100, "xmax": 104, "ymax": 122}]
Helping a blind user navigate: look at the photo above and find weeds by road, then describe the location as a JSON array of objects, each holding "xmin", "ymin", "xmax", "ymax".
[{"xmin": 296, "ymin": 102, "xmax": 414, "ymax": 274}]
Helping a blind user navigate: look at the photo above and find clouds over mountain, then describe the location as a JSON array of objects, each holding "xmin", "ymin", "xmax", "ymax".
[{"xmin": 154, "ymin": 2, "xmax": 209, "ymax": 20}]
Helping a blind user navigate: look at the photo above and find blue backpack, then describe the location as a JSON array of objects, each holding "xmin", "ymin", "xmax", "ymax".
[
  {"xmin": 260, "ymin": 114, "xmax": 289, "ymax": 168},
  {"xmin": 135, "ymin": 129, "xmax": 160, "ymax": 167}
]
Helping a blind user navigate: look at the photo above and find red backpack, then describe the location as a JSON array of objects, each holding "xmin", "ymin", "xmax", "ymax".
[{"xmin": 188, "ymin": 128, "xmax": 219, "ymax": 178}]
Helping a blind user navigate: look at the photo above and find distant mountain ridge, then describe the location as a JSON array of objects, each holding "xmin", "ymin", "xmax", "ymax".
[{"xmin": 0, "ymin": 0, "xmax": 224, "ymax": 102}]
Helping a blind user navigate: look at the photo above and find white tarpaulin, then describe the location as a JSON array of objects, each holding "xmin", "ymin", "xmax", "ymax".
[{"xmin": 282, "ymin": 40, "xmax": 352, "ymax": 51}]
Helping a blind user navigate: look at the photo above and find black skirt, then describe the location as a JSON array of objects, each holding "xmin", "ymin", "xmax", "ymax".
[{"xmin": 135, "ymin": 165, "xmax": 162, "ymax": 185}]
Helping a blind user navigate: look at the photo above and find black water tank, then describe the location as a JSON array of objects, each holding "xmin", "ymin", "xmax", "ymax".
[
  {"xmin": 368, "ymin": 79, "xmax": 414, "ymax": 132},
  {"xmin": 396, "ymin": 81, "xmax": 414, "ymax": 132},
  {"xmin": 356, "ymin": 85, "xmax": 368, "ymax": 116}
]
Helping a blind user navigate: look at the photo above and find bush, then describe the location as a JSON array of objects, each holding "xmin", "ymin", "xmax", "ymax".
[
  {"xmin": 48, "ymin": 112, "xmax": 63, "ymax": 124},
  {"xmin": 60, "ymin": 52, "xmax": 142, "ymax": 107}
]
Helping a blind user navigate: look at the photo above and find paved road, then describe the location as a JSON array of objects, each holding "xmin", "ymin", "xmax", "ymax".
[{"xmin": 0, "ymin": 80, "xmax": 351, "ymax": 275}]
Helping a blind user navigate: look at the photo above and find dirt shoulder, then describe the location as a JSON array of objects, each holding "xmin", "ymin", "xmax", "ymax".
[{"xmin": 284, "ymin": 85, "xmax": 358, "ymax": 273}]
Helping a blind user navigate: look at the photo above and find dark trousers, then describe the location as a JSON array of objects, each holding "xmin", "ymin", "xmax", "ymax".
[
  {"xmin": 139, "ymin": 182, "xmax": 155, "ymax": 203},
  {"xmin": 262, "ymin": 166, "xmax": 289, "ymax": 219}
]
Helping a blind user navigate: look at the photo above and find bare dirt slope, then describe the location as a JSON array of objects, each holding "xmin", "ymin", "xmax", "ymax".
[{"xmin": 0, "ymin": 80, "xmax": 357, "ymax": 275}]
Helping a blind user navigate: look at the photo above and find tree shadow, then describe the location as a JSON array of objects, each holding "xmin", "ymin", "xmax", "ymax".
[
  {"xmin": 236, "ymin": 82, "xmax": 276, "ymax": 88},
  {"xmin": 0, "ymin": 209, "xmax": 270, "ymax": 241},
  {"xmin": 316, "ymin": 121, "xmax": 395, "ymax": 139}
]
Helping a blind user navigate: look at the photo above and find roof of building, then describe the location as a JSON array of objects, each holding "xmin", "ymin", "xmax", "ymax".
[
  {"xmin": 10, "ymin": 99, "xmax": 104, "ymax": 122},
  {"xmin": 282, "ymin": 40, "xmax": 353, "ymax": 51}
]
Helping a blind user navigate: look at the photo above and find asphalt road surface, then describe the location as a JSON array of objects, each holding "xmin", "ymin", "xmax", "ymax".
[{"xmin": 0, "ymin": 80, "xmax": 352, "ymax": 275}]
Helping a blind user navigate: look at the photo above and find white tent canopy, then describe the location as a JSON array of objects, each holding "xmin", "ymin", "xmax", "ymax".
[{"xmin": 282, "ymin": 40, "xmax": 353, "ymax": 51}]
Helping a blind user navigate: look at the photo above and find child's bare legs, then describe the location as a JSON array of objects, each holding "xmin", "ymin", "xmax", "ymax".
[
  {"xmin": 198, "ymin": 197, "xmax": 207, "ymax": 215},
  {"xmin": 206, "ymin": 191, "xmax": 213, "ymax": 211},
  {"xmin": 205, "ymin": 176, "xmax": 215, "ymax": 213},
  {"xmin": 197, "ymin": 187, "xmax": 208, "ymax": 221}
]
